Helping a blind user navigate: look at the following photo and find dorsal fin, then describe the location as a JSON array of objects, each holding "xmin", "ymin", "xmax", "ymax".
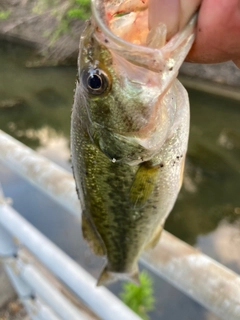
[{"xmin": 145, "ymin": 223, "xmax": 163, "ymax": 250}]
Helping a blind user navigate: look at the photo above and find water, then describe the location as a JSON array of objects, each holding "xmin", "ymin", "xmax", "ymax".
[{"xmin": 0, "ymin": 40, "xmax": 240, "ymax": 320}]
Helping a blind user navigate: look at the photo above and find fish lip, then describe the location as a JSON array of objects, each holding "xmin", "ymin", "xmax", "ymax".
[{"xmin": 91, "ymin": 0, "xmax": 198, "ymax": 72}]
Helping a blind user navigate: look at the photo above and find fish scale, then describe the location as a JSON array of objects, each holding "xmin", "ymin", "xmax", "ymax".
[{"xmin": 71, "ymin": 0, "xmax": 197, "ymax": 285}]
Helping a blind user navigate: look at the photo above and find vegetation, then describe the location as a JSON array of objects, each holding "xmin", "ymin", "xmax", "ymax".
[
  {"xmin": 33, "ymin": 0, "xmax": 91, "ymax": 19},
  {"xmin": 33, "ymin": 0, "xmax": 91, "ymax": 42},
  {"xmin": 67, "ymin": 0, "xmax": 91, "ymax": 20},
  {"xmin": 120, "ymin": 271, "xmax": 155, "ymax": 320},
  {"xmin": 0, "ymin": 10, "xmax": 11, "ymax": 20}
]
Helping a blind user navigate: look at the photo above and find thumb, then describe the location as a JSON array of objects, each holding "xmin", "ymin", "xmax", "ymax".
[
  {"xmin": 233, "ymin": 59, "xmax": 240, "ymax": 69},
  {"xmin": 148, "ymin": 0, "xmax": 201, "ymax": 39}
]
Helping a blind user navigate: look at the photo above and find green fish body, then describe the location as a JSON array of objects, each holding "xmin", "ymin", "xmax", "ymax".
[{"xmin": 71, "ymin": 0, "xmax": 197, "ymax": 285}]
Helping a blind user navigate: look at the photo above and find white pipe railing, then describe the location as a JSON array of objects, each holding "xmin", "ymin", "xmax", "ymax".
[
  {"xmin": 5, "ymin": 266, "xmax": 62, "ymax": 320},
  {"xmin": 0, "ymin": 130, "xmax": 240, "ymax": 320},
  {"xmin": 0, "ymin": 222, "xmax": 97, "ymax": 320},
  {"xmin": 142, "ymin": 233, "xmax": 240, "ymax": 319},
  {"xmin": 23, "ymin": 297, "xmax": 62, "ymax": 320},
  {"xmin": 0, "ymin": 130, "xmax": 81, "ymax": 218},
  {"xmin": 6, "ymin": 254, "xmax": 95, "ymax": 320},
  {"xmin": 0, "ymin": 204, "xmax": 141, "ymax": 320}
]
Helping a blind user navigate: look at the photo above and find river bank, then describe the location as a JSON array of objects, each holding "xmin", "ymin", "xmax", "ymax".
[
  {"xmin": 1, "ymin": 0, "xmax": 240, "ymax": 87},
  {"xmin": 0, "ymin": 0, "xmax": 85, "ymax": 65}
]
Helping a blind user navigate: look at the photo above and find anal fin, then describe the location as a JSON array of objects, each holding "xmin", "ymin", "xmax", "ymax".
[
  {"xmin": 145, "ymin": 223, "xmax": 163, "ymax": 250},
  {"xmin": 82, "ymin": 213, "xmax": 106, "ymax": 256}
]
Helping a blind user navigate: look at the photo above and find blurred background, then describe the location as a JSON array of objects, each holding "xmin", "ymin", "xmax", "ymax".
[{"xmin": 0, "ymin": 1, "xmax": 240, "ymax": 320}]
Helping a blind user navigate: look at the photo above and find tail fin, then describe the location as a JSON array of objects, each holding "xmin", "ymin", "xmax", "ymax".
[{"xmin": 97, "ymin": 264, "xmax": 140, "ymax": 286}]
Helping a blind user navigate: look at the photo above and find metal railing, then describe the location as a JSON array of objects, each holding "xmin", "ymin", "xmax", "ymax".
[
  {"xmin": 0, "ymin": 203, "xmax": 140, "ymax": 320},
  {"xmin": 0, "ymin": 129, "xmax": 240, "ymax": 320}
]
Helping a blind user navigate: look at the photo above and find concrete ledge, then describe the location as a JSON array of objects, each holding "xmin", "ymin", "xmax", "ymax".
[{"xmin": 179, "ymin": 75, "xmax": 240, "ymax": 101}]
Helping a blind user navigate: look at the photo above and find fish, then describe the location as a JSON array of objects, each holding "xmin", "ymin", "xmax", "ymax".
[{"xmin": 71, "ymin": 0, "xmax": 197, "ymax": 286}]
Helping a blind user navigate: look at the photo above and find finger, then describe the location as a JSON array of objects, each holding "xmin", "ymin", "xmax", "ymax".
[
  {"xmin": 148, "ymin": 0, "xmax": 180, "ymax": 39},
  {"xmin": 233, "ymin": 59, "xmax": 240, "ymax": 69},
  {"xmin": 179, "ymin": 0, "xmax": 201, "ymax": 29},
  {"xmin": 187, "ymin": 0, "xmax": 240, "ymax": 63},
  {"xmin": 148, "ymin": 0, "xmax": 201, "ymax": 39}
]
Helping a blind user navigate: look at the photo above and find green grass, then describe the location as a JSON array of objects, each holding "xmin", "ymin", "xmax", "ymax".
[
  {"xmin": 120, "ymin": 271, "xmax": 155, "ymax": 320},
  {"xmin": 52, "ymin": 0, "xmax": 91, "ymax": 40},
  {"xmin": 67, "ymin": 0, "xmax": 91, "ymax": 20}
]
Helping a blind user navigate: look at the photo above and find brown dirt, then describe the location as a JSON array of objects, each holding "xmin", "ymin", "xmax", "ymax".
[{"xmin": 0, "ymin": 299, "xmax": 28, "ymax": 320}]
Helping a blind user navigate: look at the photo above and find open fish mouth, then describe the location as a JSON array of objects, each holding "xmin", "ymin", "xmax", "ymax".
[
  {"xmin": 78, "ymin": 0, "xmax": 198, "ymax": 161},
  {"xmin": 91, "ymin": 0, "xmax": 197, "ymax": 74}
]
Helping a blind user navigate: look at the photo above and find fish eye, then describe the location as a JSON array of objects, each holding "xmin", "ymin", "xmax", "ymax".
[{"xmin": 81, "ymin": 68, "xmax": 110, "ymax": 95}]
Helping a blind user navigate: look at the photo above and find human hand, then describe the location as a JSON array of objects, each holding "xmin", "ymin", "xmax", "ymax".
[{"xmin": 148, "ymin": 0, "xmax": 240, "ymax": 67}]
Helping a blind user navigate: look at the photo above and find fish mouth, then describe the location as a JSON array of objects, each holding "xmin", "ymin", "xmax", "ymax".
[{"xmin": 91, "ymin": 0, "xmax": 198, "ymax": 74}]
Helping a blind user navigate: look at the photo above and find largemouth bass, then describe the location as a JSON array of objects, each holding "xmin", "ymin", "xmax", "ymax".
[{"xmin": 71, "ymin": 0, "xmax": 197, "ymax": 285}]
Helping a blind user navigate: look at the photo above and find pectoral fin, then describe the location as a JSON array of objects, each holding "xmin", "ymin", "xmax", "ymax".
[
  {"xmin": 130, "ymin": 163, "xmax": 159, "ymax": 209},
  {"xmin": 82, "ymin": 213, "xmax": 106, "ymax": 256}
]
